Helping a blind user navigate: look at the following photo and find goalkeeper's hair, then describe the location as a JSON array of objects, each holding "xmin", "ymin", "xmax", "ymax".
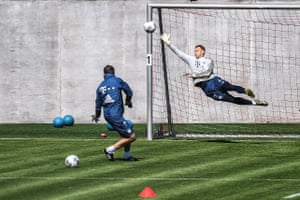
[
  {"xmin": 104, "ymin": 65, "xmax": 115, "ymax": 74},
  {"xmin": 195, "ymin": 44, "xmax": 206, "ymax": 55}
]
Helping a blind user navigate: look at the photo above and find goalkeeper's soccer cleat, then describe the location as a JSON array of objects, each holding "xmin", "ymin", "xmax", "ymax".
[
  {"xmin": 103, "ymin": 149, "xmax": 114, "ymax": 161},
  {"xmin": 245, "ymin": 88, "xmax": 255, "ymax": 98},
  {"xmin": 254, "ymin": 99, "xmax": 268, "ymax": 106}
]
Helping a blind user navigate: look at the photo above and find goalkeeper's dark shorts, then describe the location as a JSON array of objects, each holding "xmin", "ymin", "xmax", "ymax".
[
  {"xmin": 195, "ymin": 76, "xmax": 252, "ymax": 105},
  {"xmin": 105, "ymin": 117, "xmax": 134, "ymax": 138}
]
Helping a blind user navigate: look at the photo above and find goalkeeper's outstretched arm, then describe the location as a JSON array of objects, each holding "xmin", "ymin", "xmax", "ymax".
[{"xmin": 161, "ymin": 33, "xmax": 194, "ymax": 66}]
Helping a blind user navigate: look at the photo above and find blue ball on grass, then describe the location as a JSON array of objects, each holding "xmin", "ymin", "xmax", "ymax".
[
  {"xmin": 53, "ymin": 117, "xmax": 64, "ymax": 128},
  {"xmin": 106, "ymin": 122, "xmax": 114, "ymax": 131},
  {"xmin": 126, "ymin": 119, "xmax": 133, "ymax": 128},
  {"xmin": 63, "ymin": 115, "xmax": 74, "ymax": 126}
]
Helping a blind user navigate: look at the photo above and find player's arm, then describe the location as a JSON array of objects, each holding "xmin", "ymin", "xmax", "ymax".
[
  {"xmin": 120, "ymin": 79, "xmax": 133, "ymax": 108},
  {"xmin": 161, "ymin": 33, "xmax": 193, "ymax": 65},
  {"xmin": 92, "ymin": 88, "xmax": 103, "ymax": 123}
]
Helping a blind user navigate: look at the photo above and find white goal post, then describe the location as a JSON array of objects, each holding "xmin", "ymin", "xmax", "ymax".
[{"xmin": 146, "ymin": 3, "xmax": 300, "ymax": 140}]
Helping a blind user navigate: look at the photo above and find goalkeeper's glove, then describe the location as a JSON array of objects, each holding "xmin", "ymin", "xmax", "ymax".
[
  {"xmin": 160, "ymin": 33, "xmax": 171, "ymax": 45},
  {"xmin": 91, "ymin": 110, "xmax": 101, "ymax": 123},
  {"xmin": 125, "ymin": 96, "xmax": 133, "ymax": 108}
]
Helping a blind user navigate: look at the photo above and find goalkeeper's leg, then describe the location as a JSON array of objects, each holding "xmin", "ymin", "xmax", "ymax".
[
  {"xmin": 196, "ymin": 79, "xmax": 267, "ymax": 105},
  {"xmin": 221, "ymin": 79, "xmax": 255, "ymax": 98},
  {"xmin": 208, "ymin": 91, "xmax": 268, "ymax": 106},
  {"xmin": 209, "ymin": 91, "xmax": 253, "ymax": 105}
]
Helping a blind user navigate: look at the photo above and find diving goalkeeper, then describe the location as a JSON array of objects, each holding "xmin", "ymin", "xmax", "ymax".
[{"xmin": 161, "ymin": 33, "xmax": 268, "ymax": 106}]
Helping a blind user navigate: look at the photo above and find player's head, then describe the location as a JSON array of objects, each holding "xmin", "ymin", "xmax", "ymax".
[
  {"xmin": 104, "ymin": 65, "xmax": 115, "ymax": 74},
  {"xmin": 194, "ymin": 45, "xmax": 206, "ymax": 58}
]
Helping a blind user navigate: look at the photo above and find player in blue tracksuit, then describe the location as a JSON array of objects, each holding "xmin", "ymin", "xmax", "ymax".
[{"xmin": 93, "ymin": 65, "xmax": 137, "ymax": 161}]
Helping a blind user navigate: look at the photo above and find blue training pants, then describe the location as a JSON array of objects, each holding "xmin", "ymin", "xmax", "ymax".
[{"xmin": 195, "ymin": 76, "xmax": 253, "ymax": 105}]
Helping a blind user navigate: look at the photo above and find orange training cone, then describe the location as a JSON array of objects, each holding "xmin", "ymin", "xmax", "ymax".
[{"xmin": 139, "ymin": 187, "xmax": 157, "ymax": 198}]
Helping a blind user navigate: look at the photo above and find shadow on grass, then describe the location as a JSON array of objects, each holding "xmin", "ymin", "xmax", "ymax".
[
  {"xmin": 205, "ymin": 139, "xmax": 241, "ymax": 143},
  {"xmin": 204, "ymin": 139, "xmax": 278, "ymax": 144}
]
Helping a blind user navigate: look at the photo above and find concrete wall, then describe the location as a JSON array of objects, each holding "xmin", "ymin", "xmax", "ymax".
[
  {"xmin": 0, "ymin": 0, "xmax": 299, "ymax": 123},
  {"xmin": 0, "ymin": 0, "xmax": 146, "ymax": 123}
]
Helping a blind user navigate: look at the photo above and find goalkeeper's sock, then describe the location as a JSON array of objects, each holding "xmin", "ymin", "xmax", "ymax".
[
  {"xmin": 124, "ymin": 151, "xmax": 131, "ymax": 159},
  {"xmin": 106, "ymin": 146, "xmax": 115, "ymax": 153}
]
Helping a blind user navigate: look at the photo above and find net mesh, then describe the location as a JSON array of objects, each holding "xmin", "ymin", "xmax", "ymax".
[{"xmin": 151, "ymin": 8, "xmax": 300, "ymax": 129}]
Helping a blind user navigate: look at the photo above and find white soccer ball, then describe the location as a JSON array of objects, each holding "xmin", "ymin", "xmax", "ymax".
[
  {"xmin": 65, "ymin": 155, "xmax": 80, "ymax": 168},
  {"xmin": 143, "ymin": 21, "xmax": 156, "ymax": 33}
]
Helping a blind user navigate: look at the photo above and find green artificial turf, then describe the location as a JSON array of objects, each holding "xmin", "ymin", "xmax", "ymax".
[{"xmin": 0, "ymin": 124, "xmax": 300, "ymax": 200}]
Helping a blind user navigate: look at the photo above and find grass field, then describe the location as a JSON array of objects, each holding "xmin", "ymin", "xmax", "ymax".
[{"xmin": 1, "ymin": 124, "xmax": 300, "ymax": 200}]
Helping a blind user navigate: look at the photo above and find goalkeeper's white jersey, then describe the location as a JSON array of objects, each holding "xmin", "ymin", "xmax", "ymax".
[{"xmin": 168, "ymin": 44, "xmax": 215, "ymax": 85}]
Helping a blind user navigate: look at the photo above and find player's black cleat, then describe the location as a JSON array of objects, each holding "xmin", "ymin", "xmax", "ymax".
[
  {"xmin": 103, "ymin": 149, "xmax": 114, "ymax": 161},
  {"xmin": 123, "ymin": 156, "xmax": 138, "ymax": 161}
]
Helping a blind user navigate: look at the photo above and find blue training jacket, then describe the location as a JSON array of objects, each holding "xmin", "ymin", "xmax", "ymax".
[{"xmin": 95, "ymin": 73, "xmax": 133, "ymax": 120}]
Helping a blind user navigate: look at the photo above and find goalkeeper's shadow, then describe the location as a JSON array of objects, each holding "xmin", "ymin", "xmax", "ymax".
[{"xmin": 204, "ymin": 139, "xmax": 277, "ymax": 144}]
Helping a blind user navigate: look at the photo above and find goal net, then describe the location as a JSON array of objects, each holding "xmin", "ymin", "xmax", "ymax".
[{"xmin": 147, "ymin": 4, "xmax": 300, "ymax": 139}]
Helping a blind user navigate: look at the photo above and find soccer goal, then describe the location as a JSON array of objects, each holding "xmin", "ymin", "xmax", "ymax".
[{"xmin": 146, "ymin": 4, "xmax": 300, "ymax": 140}]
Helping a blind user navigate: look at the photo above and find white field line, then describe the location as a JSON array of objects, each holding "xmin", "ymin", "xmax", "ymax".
[
  {"xmin": 0, "ymin": 138, "xmax": 105, "ymax": 141},
  {"xmin": 176, "ymin": 134, "xmax": 300, "ymax": 139},
  {"xmin": 1, "ymin": 134, "xmax": 300, "ymax": 141},
  {"xmin": 284, "ymin": 193, "xmax": 300, "ymax": 199},
  {"xmin": 1, "ymin": 176, "xmax": 300, "ymax": 182}
]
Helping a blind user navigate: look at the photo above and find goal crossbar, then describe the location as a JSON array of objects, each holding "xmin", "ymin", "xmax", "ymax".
[{"xmin": 147, "ymin": 4, "xmax": 300, "ymax": 9}]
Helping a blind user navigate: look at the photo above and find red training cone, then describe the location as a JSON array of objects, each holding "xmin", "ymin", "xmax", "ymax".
[{"xmin": 139, "ymin": 187, "xmax": 157, "ymax": 198}]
